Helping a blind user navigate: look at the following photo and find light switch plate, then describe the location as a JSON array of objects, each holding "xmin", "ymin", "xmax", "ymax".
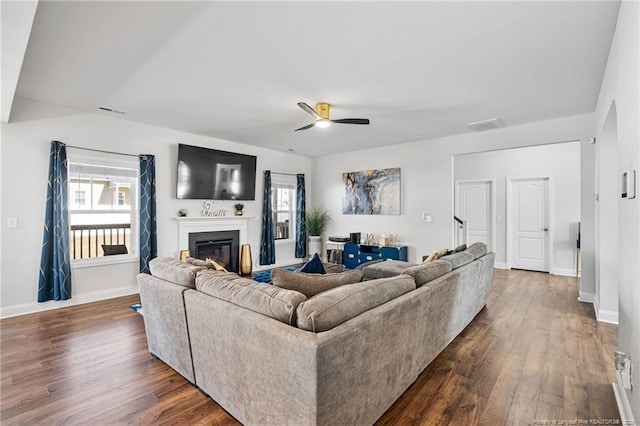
[{"xmin": 7, "ymin": 217, "xmax": 18, "ymax": 228}]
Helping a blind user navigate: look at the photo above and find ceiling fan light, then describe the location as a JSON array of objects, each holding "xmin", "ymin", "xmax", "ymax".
[{"xmin": 315, "ymin": 119, "xmax": 331, "ymax": 129}]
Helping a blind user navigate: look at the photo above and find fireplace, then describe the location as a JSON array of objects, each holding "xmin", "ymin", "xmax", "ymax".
[
  {"xmin": 175, "ymin": 216, "xmax": 250, "ymax": 274},
  {"xmin": 189, "ymin": 230, "xmax": 239, "ymax": 273}
]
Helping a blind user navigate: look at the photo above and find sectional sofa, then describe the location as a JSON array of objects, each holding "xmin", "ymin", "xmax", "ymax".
[{"xmin": 137, "ymin": 242, "xmax": 495, "ymax": 425}]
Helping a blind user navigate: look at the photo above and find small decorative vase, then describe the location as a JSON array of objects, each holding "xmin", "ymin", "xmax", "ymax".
[
  {"xmin": 308, "ymin": 236, "xmax": 322, "ymax": 260},
  {"xmin": 240, "ymin": 244, "xmax": 252, "ymax": 276},
  {"xmin": 235, "ymin": 209, "xmax": 243, "ymax": 216}
]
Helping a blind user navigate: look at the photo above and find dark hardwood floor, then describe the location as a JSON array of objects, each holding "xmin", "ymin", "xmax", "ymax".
[{"xmin": 1, "ymin": 269, "xmax": 619, "ymax": 425}]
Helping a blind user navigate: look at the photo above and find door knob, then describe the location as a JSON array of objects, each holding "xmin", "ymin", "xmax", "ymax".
[{"xmin": 543, "ymin": 228, "xmax": 549, "ymax": 231}]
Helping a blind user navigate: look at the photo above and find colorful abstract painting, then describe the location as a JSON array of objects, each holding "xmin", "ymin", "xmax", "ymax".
[{"xmin": 342, "ymin": 168, "xmax": 401, "ymax": 215}]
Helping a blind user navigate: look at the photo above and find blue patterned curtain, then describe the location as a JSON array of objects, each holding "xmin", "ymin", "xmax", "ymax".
[
  {"xmin": 38, "ymin": 141, "xmax": 72, "ymax": 302},
  {"xmin": 295, "ymin": 174, "xmax": 307, "ymax": 258},
  {"xmin": 139, "ymin": 155, "xmax": 157, "ymax": 274},
  {"xmin": 259, "ymin": 170, "xmax": 275, "ymax": 265}
]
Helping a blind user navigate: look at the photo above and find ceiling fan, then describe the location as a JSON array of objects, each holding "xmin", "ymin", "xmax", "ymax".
[{"xmin": 295, "ymin": 102, "xmax": 370, "ymax": 131}]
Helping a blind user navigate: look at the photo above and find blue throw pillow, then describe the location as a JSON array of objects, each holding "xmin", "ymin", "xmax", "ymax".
[{"xmin": 299, "ymin": 253, "xmax": 326, "ymax": 274}]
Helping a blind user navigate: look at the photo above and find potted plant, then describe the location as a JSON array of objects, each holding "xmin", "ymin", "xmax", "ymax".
[
  {"xmin": 306, "ymin": 208, "xmax": 331, "ymax": 259},
  {"xmin": 234, "ymin": 203, "xmax": 244, "ymax": 216}
]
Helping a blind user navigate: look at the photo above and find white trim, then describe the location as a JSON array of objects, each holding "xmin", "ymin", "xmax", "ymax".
[
  {"xmin": 0, "ymin": 285, "xmax": 138, "ymax": 319},
  {"xmin": 72, "ymin": 255, "xmax": 138, "ymax": 269},
  {"xmin": 494, "ymin": 262, "xmax": 507, "ymax": 269},
  {"xmin": 613, "ymin": 372, "xmax": 636, "ymax": 425},
  {"xmin": 594, "ymin": 298, "xmax": 619, "ymax": 324},
  {"xmin": 174, "ymin": 216, "xmax": 252, "ymax": 255},
  {"xmin": 506, "ymin": 176, "xmax": 553, "ymax": 272},
  {"xmin": 550, "ymin": 267, "xmax": 576, "ymax": 277},
  {"xmin": 578, "ymin": 291, "xmax": 595, "ymax": 303}
]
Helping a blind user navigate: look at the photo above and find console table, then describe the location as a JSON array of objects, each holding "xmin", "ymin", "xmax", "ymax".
[{"xmin": 343, "ymin": 242, "xmax": 408, "ymax": 269}]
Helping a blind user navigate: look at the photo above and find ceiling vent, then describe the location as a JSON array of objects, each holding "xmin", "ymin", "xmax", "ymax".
[{"xmin": 466, "ymin": 118, "xmax": 505, "ymax": 132}]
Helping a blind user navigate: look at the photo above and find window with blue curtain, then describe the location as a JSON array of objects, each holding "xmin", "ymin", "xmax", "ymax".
[
  {"xmin": 38, "ymin": 141, "xmax": 72, "ymax": 302},
  {"xmin": 295, "ymin": 174, "xmax": 306, "ymax": 258},
  {"xmin": 139, "ymin": 154, "xmax": 157, "ymax": 274},
  {"xmin": 259, "ymin": 170, "xmax": 275, "ymax": 265}
]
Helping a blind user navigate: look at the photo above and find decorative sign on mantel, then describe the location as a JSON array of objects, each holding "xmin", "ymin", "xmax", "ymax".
[{"xmin": 202, "ymin": 200, "xmax": 229, "ymax": 217}]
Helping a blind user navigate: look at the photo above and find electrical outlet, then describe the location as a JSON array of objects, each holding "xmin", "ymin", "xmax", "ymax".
[{"xmin": 7, "ymin": 217, "xmax": 18, "ymax": 228}]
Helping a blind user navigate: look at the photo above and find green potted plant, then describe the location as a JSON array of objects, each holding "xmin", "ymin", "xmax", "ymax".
[
  {"xmin": 306, "ymin": 208, "xmax": 331, "ymax": 259},
  {"xmin": 234, "ymin": 203, "xmax": 244, "ymax": 216}
]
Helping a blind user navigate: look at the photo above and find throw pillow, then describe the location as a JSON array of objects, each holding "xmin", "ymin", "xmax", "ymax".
[
  {"xmin": 424, "ymin": 247, "xmax": 448, "ymax": 263},
  {"xmin": 184, "ymin": 257, "xmax": 214, "ymax": 268},
  {"xmin": 272, "ymin": 268, "xmax": 362, "ymax": 298},
  {"xmin": 299, "ymin": 253, "xmax": 326, "ymax": 274},
  {"xmin": 453, "ymin": 244, "xmax": 467, "ymax": 253},
  {"xmin": 206, "ymin": 258, "xmax": 228, "ymax": 273}
]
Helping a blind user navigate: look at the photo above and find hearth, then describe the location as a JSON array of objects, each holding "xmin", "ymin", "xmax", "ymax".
[{"xmin": 189, "ymin": 230, "xmax": 239, "ymax": 273}]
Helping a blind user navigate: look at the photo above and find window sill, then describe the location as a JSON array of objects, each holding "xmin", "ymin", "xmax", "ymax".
[
  {"xmin": 275, "ymin": 239, "xmax": 295, "ymax": 245},
  {"xmin": 71, "ymin": 255, "xmax": 139, "ymax": 269}
]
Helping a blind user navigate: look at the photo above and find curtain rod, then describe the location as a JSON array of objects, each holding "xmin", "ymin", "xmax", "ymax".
[
  {"xmin": 64, "ymin": 144, "xmax": 140, "ymax": 158},
  {"xmin": 271, "ymin": 171, "xmax": 303, "ymax": 177}
]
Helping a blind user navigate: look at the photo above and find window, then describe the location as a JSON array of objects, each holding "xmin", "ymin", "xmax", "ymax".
[
  {"xmin": 67, "ymin": 151, "xmax": 138, "ymax": 261},
  {"xmin": 74, "ymin": 191, "xmax": 86, "ymax": 206},
  {"xmin": 272, "ymin": 182, "xmax": 295, "ymax": 241}
]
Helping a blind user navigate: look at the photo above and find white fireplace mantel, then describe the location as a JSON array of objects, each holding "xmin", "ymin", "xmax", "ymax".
[{"xmin": 174, "ymin": 216, "xmax": 253, "ymax": 252}]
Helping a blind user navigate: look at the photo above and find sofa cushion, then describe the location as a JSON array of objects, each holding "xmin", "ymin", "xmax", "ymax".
[
  {"xmin": 296, "ymin": 275, "xmax": 416, "ymax": 332},
  {"xmin": 439, "ymin": 251, "xmax": 475, "ymax": 269},
  {"xmin": 272, "ymin": 269, "xmax": 362, "ymax": 298},
  {"xmin": 196, "ymin": 272, "xmax": 307, "ymax": 325},
  {"xmin": 361, "ymin": 259, "xmax": 415, "ymax": 280},
  {"xmin": 184, "ymin": 257, "xmax": 214, "ymax": 269},
  {"xmin": 149, "ymin": 257, "xmax": 206, "ymax": 288},
  {"xmin": 466, "ymin": 242, "xmax": 488, "ymax": 260},
  {"xmin": 401, "ymin": 259, "xmax": 453, "ymax": 287},
  {"xmin": 298, "ymin": 253, "xmax": 326, "ymax": 274}
]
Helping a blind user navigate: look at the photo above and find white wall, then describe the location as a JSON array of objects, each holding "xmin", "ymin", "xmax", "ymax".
[
  {"xmin": 591, "ymin": 0, "xmax": 639, "ymax": 421},
  {"xmin": 314, "ymin": 114, "xmax": 594, "ymax": 264},
  {"xmin": 0, "ymin": 98, "xmax": 313, "ymax": 317},
  {"xmin": 580, "ymin": 138, "xmax": 596, "ymax": 303},
  {"xmin": 454, "ymin": 142, "xmax": 580, "ymax": 275}
]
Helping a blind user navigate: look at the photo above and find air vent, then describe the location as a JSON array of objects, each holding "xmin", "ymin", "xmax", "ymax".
[
  {"xmin": 466, "ymin": 118, "xmax": 505, "ymax": 132},
  {"xmin": 98, "ymin": 106, "xmax": 126, "ymax": 115}
]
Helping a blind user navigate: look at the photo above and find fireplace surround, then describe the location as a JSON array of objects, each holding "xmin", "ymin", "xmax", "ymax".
[{"xmin": 175, "ymin": 216, "xmax": 250, "ymax": 273}]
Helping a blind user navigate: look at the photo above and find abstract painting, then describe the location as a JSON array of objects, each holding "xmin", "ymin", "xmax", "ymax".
[{"xmin": 342, "ymin": 168, "xmax": 401, "ymax": 215}]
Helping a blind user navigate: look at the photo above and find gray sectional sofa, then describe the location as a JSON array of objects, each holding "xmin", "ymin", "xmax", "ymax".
[{"xmin": 137, "ymin": 242, "xmax": 495, "ymax": 425}]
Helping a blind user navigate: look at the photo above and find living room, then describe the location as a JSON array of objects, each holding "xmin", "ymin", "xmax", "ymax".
[{"xmin": 1, "ymin": 1, "xmax": 638, "ymax": 425}]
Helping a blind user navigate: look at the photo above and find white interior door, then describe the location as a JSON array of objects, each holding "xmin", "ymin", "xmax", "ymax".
[
  {"xmin": 455, "ymin": 180, "xmax": 493, "ymax": 250},
  {"xmin": 509, "ymin": 178, "xmax": 550, "ymax": 272}
]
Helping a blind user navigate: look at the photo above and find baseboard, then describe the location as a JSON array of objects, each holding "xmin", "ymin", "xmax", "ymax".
[
  {"xmin": 551, "ymin": 267, "xmax": 577, "ymax": 277},
  {"xmin": 578, "ymin": 291, "xmax": 595, "ymax": 303},
  {"xmin": 0, "ymin": 285, "xmax": 138, "ymax": 319},
  {"xmin": 613, "ymin": 371, "xmax": 636, "ymax": 425},
  {"xmin": 593, "ymin": 299, "xmax": 619, "ymax": 324},
  {"xmin": 494, "ymin": 262, "xmax": 507, "ymax": 269}
]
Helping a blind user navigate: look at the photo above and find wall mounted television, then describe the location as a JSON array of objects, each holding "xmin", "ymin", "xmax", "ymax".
[{"xmin": 176, "ymin": 143, "xmax": 257, "ymax": 200}]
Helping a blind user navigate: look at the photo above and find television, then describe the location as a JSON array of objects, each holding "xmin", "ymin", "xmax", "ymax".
[{"xmin": 176, "ymin": 144, "xmax": 257, "ymax": 200}]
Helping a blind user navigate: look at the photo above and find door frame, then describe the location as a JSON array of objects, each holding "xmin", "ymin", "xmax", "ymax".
[
  {"xmin": 506, "ymin": 176, "xmax": 554, "ymax": 272},
  {"xmin": 454, "ymin": 178, "xmax": 496, "ymax": 252}
]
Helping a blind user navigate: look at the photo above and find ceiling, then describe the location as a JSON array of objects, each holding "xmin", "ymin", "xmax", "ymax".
[{"xmin": 10, "ymin": 1, "xmax": 621, "ymax": 157}]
